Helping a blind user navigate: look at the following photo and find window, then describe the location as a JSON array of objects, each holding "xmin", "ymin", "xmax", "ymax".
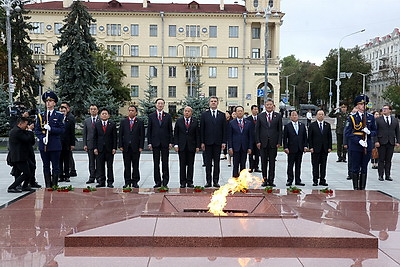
[
  {"xmin": 169, "ymin": 25, "xmax": 176, "ymax": 37},
  {"xmin": 31, "ymin": 43, "xmax": 44, "ymax": 54},
  {"xmin": 229, "ymin": 26, "xmax": 239, "ymax": 38},
  {"xmin": 228, "ymin": 67, "xmax": 238, "ymax": 78},
  {"xmin": 209, "ymin": 67, "xmax": 217, "ymax": 78},
  {"xmin": 150, "ymin": 66, "xmax": 158, "ymax": 77},
  {"xmin": 107, "ymin": 24, "xmax": 121, "ymax": 36},
  {"xmin": 228, "ymin": 86, "xmax": 238, "ymax": 98},
  {"xmin": 107, "ymin": 45, "xmax": 121, "ymax": 56},
  {"xmin": 149, "ymin": 25, "xmax": 158, "ymax": 37},
  {"xmin": 168, "ymin": 86, "xmax": 176, "ymax": 97},
  {"xmin": 149, "ymin": 45, "xmax": 158, "ymax": 57},
  {"xmin": 131, "ymin": 24, "xmax": 139, "ymax": 36},
  {"xmin": 209, "ymin": 86, "xmax": 217, "ymax": 96},
  {"xmin": 131, "ymin": 45, "xmax": 139, "ymax": 57},
  {"xmin": 168, "ymin": 46, "xmax": 177, "ymax": 57},
  {"xmin": 31, "ymin": 22, "xmax": 44, "ymax": 34},
  {"xmin": 89, "ymin": 24, "xmax": 97, "ymax": 35},
  {"xmin": 252, "ymin": 48, "xmax": 260, "ymax": 58},
  {"xmin": 209, "ymin": 47, "xmax": 217, "ymax": 58},
  {"xmin": 131, "ymin": 85, "xmax": 139, "ymax": 97},
  {"xmin": 150, "ymin": 86, "xmax": 157, "ymax": 97},
  {"xmin": 131, "ymin": 66, "xmax": 139, "ymax": 77},
  {"xmin": 54, "ymin": 68, "xmax": 60, "ymax": 76},
  {"xmin": 54, "ymin": 47, "xmax": 62, "ymax": 56},
  {"xmin": 268, "ymin": 0, "xmax": 274, "ymax": 7},
  {"xmin": 54, "ymin": 23, "xmax": 62, "ymax": 34},
  {"xmin": 253, "ymin": 0, "xmax": 259, "ymax": 7},
  {"xmin": 186, "ymin": 25, "xmax": 200, "ymax": 37},
  {"xmin": 187, "ymin": 86, "xmax": 196, "ymax": 97},
  {"xmin": 229, "ymin": 47, "xmax": 238, "ymax": 58},
  {"xmin": 252, "ymin": 27, "xmax": 260, "ymax": 39},
  {"xmin": 169, "ymin": 66, "xmax": 176, "ymax": 78},
  {"xmin": 186, "ymin": 46, "xmax": 200, "ymax": 57},
  {"xmin": 209, "ymin": 26, "xmax": 217, "ymax": 38}
]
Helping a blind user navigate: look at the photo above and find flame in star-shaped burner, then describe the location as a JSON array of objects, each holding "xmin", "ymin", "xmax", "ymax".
[{"xmin": 207, "ymin": 169, "xmax": 262, "ymax": 216}]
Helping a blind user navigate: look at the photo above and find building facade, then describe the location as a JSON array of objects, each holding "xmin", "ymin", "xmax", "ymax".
[
  {"xmin": 362, "ymin": 28, "xmax": 400, "ymax": 109},
  {"xmin": 26, "ymin": 0, "xmax": 284, "ymax": 114}
]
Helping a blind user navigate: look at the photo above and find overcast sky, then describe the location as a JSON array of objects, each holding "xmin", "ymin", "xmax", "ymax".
[{"xmin": 149, "ymin": 0, "xmax": 400, "ymax": 65}]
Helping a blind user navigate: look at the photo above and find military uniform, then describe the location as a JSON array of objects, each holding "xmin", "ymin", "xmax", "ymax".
[
  {"xmin": 34, "ymin": 92, "xmax": 65, "ymax": 188},
  {"xmin": 345, "ymin": 95, "xmax": 376, "ymax": 190},
  {"xmin": 329, "ymin": 105, "xmax": 349, "ymax": 162}
]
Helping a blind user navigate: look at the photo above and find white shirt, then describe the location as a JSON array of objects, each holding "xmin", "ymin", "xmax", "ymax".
[
  {"xmin": 384, "ymin": 115, "xmax": 391, "ymax": 125},
  {"xmin": 306, "ymin": 112, "xmax": 312, "ymax": 120}
]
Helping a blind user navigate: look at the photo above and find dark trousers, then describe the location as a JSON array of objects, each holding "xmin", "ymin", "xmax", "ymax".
[
  {"xmin": 351, "ymin": 150, "xmax": 371, "ymax": 174},
  {"xmin": 377, "ymin": 144, "xmax": 395, "ymax": 178},
  {"xmin": 153, "ymin": 146, "xmax": 170, "ymax": 186},
  {"xmin": 87, "ymin": 149, "xmax": 97, "ymax": 180},
  {"xmin": 59, "ymin": 149, "xmax": 71, "ymax": 178},
  {"xmin": 9, "ymin": 161, "xmax": 31, "ymax": 189},
  {"xmin": 69, "ymin": 152, "xmax": 76, "ymax": 172},
  {"xmin": 178, "ymin": 149, "xmax": 195, "ymax": 186},
  {"xmin": 248, "ymin": 143, "xmax": 260, "ymax": 170},
  {"xmin": 40, "ymin": 150, "xmax": 61, "ymax": 175},
  {"xmin": 96, "ymin": 150, "xmax": 114, "ymax": 185},
  {"xmin": 311, "ymin": 152, "xmax": 328, "ymax": 183},
  {"xmin": 122, "ymin": 147, "xmax": 141, "ymax": 185},
  {"xmin": 260, "ymin": 146, "xmax": 277, "ymax": 182},
  {"xmin": 232, "ymin": 148, "xmax": 247, "ymax": 178},
  {"xmin": 347, "ymin": 150, "xmax": 352, "ymax": 175},
  {"xmin": 287, "ymin": 151, "xmax": 303, "ymax": 184},
  {"xmin": 336, "ymin": 133, "xmax": 347, "ymax": 160},
  {"xmin": 205, "ymin": 144, "xmax": 221, "ymax": 184}
]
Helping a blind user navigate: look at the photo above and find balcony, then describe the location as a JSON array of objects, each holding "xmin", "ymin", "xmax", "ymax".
[
  {"xmin": 182, "ymin": 57, "xmax": 203, "ymax": 66},
  {"xmin": 32, "ymin": 54, "xmax": 50, "ymax": 64}
]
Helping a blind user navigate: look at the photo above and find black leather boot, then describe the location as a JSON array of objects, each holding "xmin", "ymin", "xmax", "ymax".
[
  {"xmin": 359, "ymin": 173, "xmax": 367, "ymax": 190},
  {"xmin": 44, "ymin": 173, "xmax": 52, "ymax": 188},
  {"xmin": 351, "ymin": 173, "xmax": 359, "ymax": 190}
]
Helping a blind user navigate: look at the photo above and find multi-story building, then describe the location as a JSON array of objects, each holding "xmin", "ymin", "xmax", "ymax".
[
  {"xmin": 362, "ymin": 28, "xmax": 400, "ymax": 109},
  {"xmin": 26, "ymin": 0, "xmax": 284, "ymax": 114}
]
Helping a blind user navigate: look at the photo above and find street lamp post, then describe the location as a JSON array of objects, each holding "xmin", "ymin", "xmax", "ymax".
[
  {"xmin": 324, "ymin": 77, "xmax": 334, "ymax": 112},
  {"xmin": 336, "ymin": 29, "xmax": 365, "ymax": 108},
  {"xmin": 305, "ymin": 81, "xmax": 312, "ymax": 104},
  {"xmin": 282, "ymin": 73, "xmax": 295, "ymax": 100},
  {"xmin": 357, "ymin": 72, "xmax": 368, "ymax": 94},
  {"xmin": 291, "ymin": 84, "xmax": 296, "ymax": 107},
  {"xmin": 1, "ymin": 0, "xmax": 20, "ymax": 106}
]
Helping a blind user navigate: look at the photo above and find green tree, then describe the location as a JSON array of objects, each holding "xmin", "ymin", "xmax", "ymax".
[
  {"xmin": 179, "ymin": 75, "xmax": 209, "ymax": 120},
  {"xmin": 138, "ymin": 76, "xmax": 156, "ymax": 125},
  {"xmin": 92, "ymin": 47, "xmax": 130, "ymax": 106},
  {"xmin": 382, "ymin": 85, "xmax": 400, "ymax": 113},
  {"xmin": 54, "ymin": 0, "xmax": 98, "ymax": 119},
  {"xmin": 0, "ymin": 82, "xmax": 10, "ymax": 136}
]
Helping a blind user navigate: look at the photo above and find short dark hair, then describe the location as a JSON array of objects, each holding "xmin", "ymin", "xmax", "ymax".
[
  {"xmin": 289, "ymin": 110, "xmax": 299, "ymax": 116},
  {"xmin": 89, "ymin": 104, "xmax": 98, "ymax": 108},
  {"xmin": 251, "ymin": 105, "xmax": 258, "ymax": 110},
  {"xmin": 209, "ymin": 96, "xmax": 219, "ymax": 102},
  {"xmin": 317, "ymin": 109, "xmax": 325, "ymax": 115},
  {"xmin": 155, "ymin": 98, "xmax": 165, "ymax": 104},
  {"xmin": 265, "ymin": 99, "xmax": 274, "ymax": 104},
  {"xmin": 17, "ymin": 117, "xmax": 29, "ymax": 124},
  {"xmin": 383, "ymin": 104, "xmax": 393, "ymax": 110},
  {"xmin": 61, "ymin": 101, "xmax": 70, "ymax": 108},
  {"xmin": 128, "ymin": 105, "xmax": 138, "ymax": 112},
  {"xmin": 235, "ymin": 106, "xmax": 244, "ymax": 112},
  {"xmin": 100, "ymin": 108, "xmax": 110, "ymax": 115}
]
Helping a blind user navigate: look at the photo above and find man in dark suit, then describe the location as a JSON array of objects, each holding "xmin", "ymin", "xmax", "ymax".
[
  {"xmin": 61, "ymin": 102, "xmax": 77, "ymax": 177},
  {"xmin": 200, "ymin": 96, "xmax": 226, "ymax": 187},
  {"xmin": 7, "ymin": 117, "xmax": 35, "ymax": 193},
  {"xmin": 174, "ymin": 106, "xmax": 200, "ymax": 188},
  {"xmin": 93, "ymin": 108, "xmax": 117, "ymax": 188},
  {"xmin": 283, "ymin": 110, "xmax": 308, "ymax": 186},
  {"xmin": 58, "ymin": 105, "xmax": 75, "ymax": 182},
  {"xmin": 119, "ymin": 105, "xmax": 145, "ymax": 188},
  {"xmin": 35, "ymin": 91, "xmax": 65, "ymax": 188},
  {"xmin": 308, "ymin": 109, "xmax": 332, "ymax": 186},
  {"xmin": 147, "ymin": 98, "xmax": 173, "ymax": 188},
  {"xmin": 83, "ymin": 104, "xmax": 99, "ymax": 183},
  {"xmin": 227, "ymin": 106, "xmax": 253, "ymax": 178},
  {"xmin": 374, "ymin": 104, "xmax": 400, "ymax": 181},
  {"xmin": 246, "ymin": 104, "xmax": 261, "ymax": 173},
  {"xmin": 255, "ymin": 99, "xmax": 282, "ymax": 187}
]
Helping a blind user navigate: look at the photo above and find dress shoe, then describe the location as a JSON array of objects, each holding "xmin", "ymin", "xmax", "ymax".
[
  {"xmin": 319, "ymin": 182, "xmax": 328, "ymax": 186},
  {"xmin": 312, "ymin": 183, "xmax": 318, "ymax": 186},
  {"xmin": 268, "ymin": 183, "xmax": 276, "ymax": 187},
  {"xmin": 202, "ymin": 164, "xmax": 206, "ymax": 167},
  {"xmin": 254, "ymin": 169, "xmax": 262, "ymax": 173},
  {"xmin": 58, "ymin": 177, "xmax": 66, "ymax": 182},
  {"xmin": 228, "ymin": 164, "xmax": 231, "ymax": 167},
  {"xmin": 86, "ymin": 179, "xmax": 95, "ymax": 184},
  {"xmin": 286, "ymin": 182, "xmax": 292, "ymax": 186},
  {"xmin": 378, "ymin": 176, "xmax": 384, "ymax": 181},
  {"xmin": 69, "ymin": 171, "xmax": 77, "ymax": 177},
  {"xmin": 107, "ymin": 184, "xmax": 114, "ymax": 188},
  {"xmin": 180, "ymin": 185, "xmax": 186, "ymax": 188},
  {"xmin": 336, "ymin": 159, "xmax": 342, "ymax": 162},
  {"xmin": 96, "ymin": 183, "xmax": 105, "ymax": 188},
  {"xmin": 346, "ymin": 176, "xmax": 352, "ymax": 180},
  {"xmin": 248, "ymin": 169, "xmax": 253, "ymax": 173},
  {"xmin": 204, "ymin": 183, "xmax": 212, "ymax": 188},
  {"xmin": 21, "ymin": 186, "xmax": 33, "ymax": 191},
  {"xmin": 187, "ymin": 183, "xmax": 194, "ymax": 188},
  {"xmin": 213, "ymin": 183, "xmax": 220, "ymax": 188},
  {"xmin": 221, "ymin": 156, "xmax": 227, "ymax": 160},
  {"xmin": 261, "ymin": 181, "xmax": 268, "ymax": 187},
  {"xmin": 30, "ymin": 182, "xmax": 42, "ymax": 188},
  {"xmin": 132, "ymin": 183, "xmax": 139, "ymax": 188},
  {"xmin": 7, "ymin": 188, "xmax": 22, "ymax": 193},
  {"xmin": 385, "ymin": 177, "xmax": 393, "ymax": 181},
  {"xmin": 64, "ymin": 178, "xmax": 70, "ymax": 182},
  {"xmin": 342, "ymin": 159, "xmax": 347, "ymax": 163},
  {"xmin": 153, "ymin": 184, "xmax": 161, "ymax": 188},
  {"xmin": 295, "ymin": 183, "xmax": 305, "ymax": 186}
]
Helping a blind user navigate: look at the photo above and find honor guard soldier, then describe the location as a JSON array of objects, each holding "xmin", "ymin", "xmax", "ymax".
[
  {"xmin": 345, "ymin": 94, "xmax": 376, "ymax": 190},
  {"xmin": 329, "ymin": 103, "xmax": 350, "ymax": 162},
  {"xmin": 35, "ymin": 91, "xmax": 65, "ymax": 188}
]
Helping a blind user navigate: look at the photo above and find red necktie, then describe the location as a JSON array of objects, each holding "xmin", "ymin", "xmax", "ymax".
[
  {"xmin": 185, "ymin": 118, "xmax": 190, "ymax": 129},
  {"xmin": 102, "ymin": 122, "xmax": 107, "ymax": 133},
  {"xmin": 267, "ymin": 113, "xmax": 272, "ymax": 123},
  {"xmin": 158, "ymin": 112, "xmax": 162, "ymax": 125},
  {"xmin": 92, "ymin": 118, "xmax": 95, "ymax": 128}
]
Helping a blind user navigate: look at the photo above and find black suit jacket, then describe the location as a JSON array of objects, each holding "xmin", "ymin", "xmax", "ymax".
[
  {"xmin": 283, "ymin": 121, "xmax": 307, "ymax": 154},
  {"xmin": 246, "ymin": 116, "xmax": 258, "ymax": 145},
  {"xmin": 118, "ymin": 117, "xmax": 145, "ymax": 151},
  {"xmin": 375, "ymin": 116, "xmax": 400, "ymax": 146},
  {"xmin": 308, "ymin": 120, "xmax": 332, "ymax": 153},
  {"xmin": 8, "ymin": 126, "xmax": 35, "ymax": 163},
  {"xmin": 174, "ymin": 117, "xmax": 200, "ymax": 152},
  {"xmin": 60, "ymin": 113, "xmax": 76, "ymax": 149},
  {"xmin": 200, "ymin": 109, "xmax": 226, "ymax": 146},
  {"xmin": 147, "ymin": 111, "xmax": 173, "ymax": 148},
  {"xmin": 255, "ymin": 111, "xmax": 282, "ymax": 148},
  {"xmin": 93, "ymin": 120, "xmax": 117, "ymax": 153}
]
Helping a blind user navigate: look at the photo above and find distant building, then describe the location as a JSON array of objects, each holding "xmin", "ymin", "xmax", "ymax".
[
  {"xmin": 25, "ymin": 0, "xmax": 284, "ymax": 114},
  {"xmin": 361, "ymin": 28, "xmax": 400, "ymax": 109}
]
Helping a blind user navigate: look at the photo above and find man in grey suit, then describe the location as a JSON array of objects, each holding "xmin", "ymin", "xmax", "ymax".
[
  {"xmin": 255, "ymin": 99, "xmax": 282, "ymax": 187},
  {"xmin": 83, "ymin": 104, "xmax": 99, "ymax": 184},
  {"xmin": 374, "ymin": 105, "xmax": 400, "ymax": 181}
]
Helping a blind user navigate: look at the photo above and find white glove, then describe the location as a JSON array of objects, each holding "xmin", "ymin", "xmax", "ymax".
[
  {"xmin": 362, "ymin": 128, "xmax": 370, "ymax": 135},
  {"xmin": 358, "ymin": 139, "xmax": 367, "ymax": 148},
  {"xmin": 44, "ymin": 124, "xmax": 51, "ymax": 131},
  {"xmin": 43, "ymin": 136, "xmax": 48, "ymax": 145}
]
